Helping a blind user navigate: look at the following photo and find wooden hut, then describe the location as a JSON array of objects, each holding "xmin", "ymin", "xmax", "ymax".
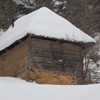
[{"xmin": 0, "ymin": 7, "xmax": 95, "ymax": 84}]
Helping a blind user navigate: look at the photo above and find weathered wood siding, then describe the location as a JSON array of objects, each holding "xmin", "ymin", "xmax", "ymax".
[
  {"xmin": 0, "ymin": 39, "xmax": 29, "ymax": 76},
  {"xmin": 29, "ymin": 38, "xmax": 83, "ymax": 77},
  {"xmin": 0, "ymin": 36, "xmax": 83, "ymax": 82}
]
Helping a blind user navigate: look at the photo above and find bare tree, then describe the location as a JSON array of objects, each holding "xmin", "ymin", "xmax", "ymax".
[{"xmin": 83, "ymin": 33, "xmax": 100, "ymax": 83}]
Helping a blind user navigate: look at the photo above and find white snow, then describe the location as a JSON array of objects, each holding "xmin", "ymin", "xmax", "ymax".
[
  {"xmin": 13, "ymin": 0, "xmax": 23, "ymax": 5},
  {"xmin": 13, "ymin": 0, "xmax": 36, "ymax": 9},
  {"xmin": 54, "ymin": 1, "xmax": 63, "ymax": 6},
  {"xmin": 0, "ymin": 7, "xmax": 95, "ymax": 51},
  {"xmin": 0, "ymin": 29, "xmax": 4, "ymax": 35},
  {"xmin": 0, "ymin": 77, "xmax": 100, "ymax": 100}
]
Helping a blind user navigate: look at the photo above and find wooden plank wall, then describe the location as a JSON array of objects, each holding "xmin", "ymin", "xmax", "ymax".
[
  {"xmin": 0, "ymin": 36, "xmax": 83, "ymax": 78},
  {"xmin": 0, "ymin": 39, "xmax": 29, "ymax": 77},
  {"xmin": 30, "ymin": 38, "xmax": 83, "ymax": 77}
]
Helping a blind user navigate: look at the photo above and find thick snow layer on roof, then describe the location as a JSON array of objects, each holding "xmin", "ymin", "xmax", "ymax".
[
  {"xmin": 0, "ymin": 7, "xmax": 95, "ymax": 51},
  {"xmin": 0, "ymin": 77, "xmax": 100, "ymax": 100}
]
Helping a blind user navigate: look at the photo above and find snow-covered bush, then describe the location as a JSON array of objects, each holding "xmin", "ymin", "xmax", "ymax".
[
  {"xmin": 13, "ymin": 0, "xmax": 36, "ymax": 9},
  {"xmin": 52, "ymin": 0, "xmax": 67, "ymax": 13}
]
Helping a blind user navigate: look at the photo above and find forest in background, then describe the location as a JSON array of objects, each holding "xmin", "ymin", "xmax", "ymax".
[{"xmin": 0, "ymin": 0, "xmax": 99, "ymax": 36}]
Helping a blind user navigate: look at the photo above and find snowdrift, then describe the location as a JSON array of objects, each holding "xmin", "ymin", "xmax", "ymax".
[{"xmin": 0, "ymin": 77, "xmax": 99, "ymax": 100}]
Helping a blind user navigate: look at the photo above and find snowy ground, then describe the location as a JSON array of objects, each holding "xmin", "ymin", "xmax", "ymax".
[{"xmin": 0, "ymin": 77, "xmax": 100, "ymax": 100}]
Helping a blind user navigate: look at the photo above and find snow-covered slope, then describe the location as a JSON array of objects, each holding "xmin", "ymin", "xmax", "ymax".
[
  {"xmin": 0, "ymin": 77, "xmax": 100, "ymax": 100},
  {"xmin": 0, "ymin": 7, "xmax": 95, "ymax": 51}
]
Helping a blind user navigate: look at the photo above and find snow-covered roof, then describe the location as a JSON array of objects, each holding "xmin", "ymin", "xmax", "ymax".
[{"xmin": 0, "ymin": 7, "xmax": 95, "ymax": 51}]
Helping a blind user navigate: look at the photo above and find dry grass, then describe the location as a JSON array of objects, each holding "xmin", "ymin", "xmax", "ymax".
[{"xmin": 22, "ymin": 70, "xmax": 84, "ymax": 85}]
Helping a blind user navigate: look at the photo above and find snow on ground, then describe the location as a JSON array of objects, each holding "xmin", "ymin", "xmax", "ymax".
[
  {"xmin": 0, "ymin": 77, "xmax": 100, "ymax": 100},
  {"xmin": 0, "ymin": 7, "xmax": 95, "ymax": 52}
]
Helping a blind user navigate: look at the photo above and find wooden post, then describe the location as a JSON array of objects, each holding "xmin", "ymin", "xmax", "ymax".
[
  {"xmin": 50, "ymin": 41, "xmax": 55, "ymax": 72},
  {"xmin": 60, "ymin": 42, "xmax": 65, "ymax": 72},
  {"xmin": 28, "ymin": 35, "xmax": 32, "ymax": 70},
  {"xmin": 11, "ymin": 19, "xmax": 15, "ymax": 27}
]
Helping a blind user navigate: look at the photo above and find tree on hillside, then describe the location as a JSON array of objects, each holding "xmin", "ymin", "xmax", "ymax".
[{"xmin": 0, "ymin": 0, "xmax": 18, "ymax": 29}]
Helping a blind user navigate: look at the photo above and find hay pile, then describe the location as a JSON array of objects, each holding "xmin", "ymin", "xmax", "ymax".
[{"xmin": 22, "ymin": 70, "xmax": 84, "ymax": 85}]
